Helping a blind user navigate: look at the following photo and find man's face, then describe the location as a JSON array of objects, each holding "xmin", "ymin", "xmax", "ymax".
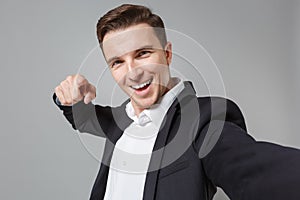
[{"xmin": 102, "ymin": 23, "xmax": 172, "ymax": 115}]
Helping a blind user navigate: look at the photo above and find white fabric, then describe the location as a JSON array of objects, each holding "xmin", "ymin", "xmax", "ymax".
[{"xmin": 103, "ymin": 78, "xmax": 184, "ymax": 200}]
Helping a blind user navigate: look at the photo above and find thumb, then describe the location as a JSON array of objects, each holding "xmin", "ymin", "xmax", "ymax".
[
  {"xmin": 83, "ymin": 93, "xmax": 92, "ymax": 104},
  {"xmin": 83, "ymin": 90, "xmax": 96, "ymax": 104}
]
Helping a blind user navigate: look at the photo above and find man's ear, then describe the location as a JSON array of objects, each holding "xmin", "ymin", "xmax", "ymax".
[{"xmin": 164, "ymin": 42, "xmax": 172, "ymax": 65}]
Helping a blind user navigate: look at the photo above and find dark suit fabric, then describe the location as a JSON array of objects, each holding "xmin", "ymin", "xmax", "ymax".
[{"xmin": 54, "ymin": 81, "xmax": 300, "ymax": 200}]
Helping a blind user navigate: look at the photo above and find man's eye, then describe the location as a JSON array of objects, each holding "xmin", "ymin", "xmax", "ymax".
[
  {"xmin": 137, "ymin": 51, "xmax": 151, "ymax": 57},
  {"xmin": 111, "ymin": 60, "xmax": 122, "ymax": 68}
]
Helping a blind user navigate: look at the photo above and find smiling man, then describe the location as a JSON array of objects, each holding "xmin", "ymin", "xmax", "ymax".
[
  {"xmin": 102, "ymin": 23, "xmax": 174, "ymax": 116},
  {"xmin": 53, "ymin": 4, "xmax": 300, "ymax": 200}
]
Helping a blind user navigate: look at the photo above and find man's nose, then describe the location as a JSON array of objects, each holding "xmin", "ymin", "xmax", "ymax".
[{"xmin": 127, "ymin": 62, "xmax": 144, "ymax": 81}]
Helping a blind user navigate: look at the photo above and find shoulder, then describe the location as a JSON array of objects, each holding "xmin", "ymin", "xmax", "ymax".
[
  {"xmin": 191, "ymin": 96, "xmax": 248, "ymax": 159},
  {"xmin": 196, "ymin": 96, "xmax": 247, "ymax": 131},
  {"xmin": 180, "ymin": 82, "xmax": 246, "ymax": 130}
]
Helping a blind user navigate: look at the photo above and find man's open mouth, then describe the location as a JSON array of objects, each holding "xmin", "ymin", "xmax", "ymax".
[{"xmin": 130, "ymin": 79, "xmax": 152, "ymax": 91}]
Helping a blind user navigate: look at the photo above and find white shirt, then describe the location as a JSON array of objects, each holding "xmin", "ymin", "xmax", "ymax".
[{"xmin": 103, "ymin": 78, "xmax": 184, "ymax": 200}]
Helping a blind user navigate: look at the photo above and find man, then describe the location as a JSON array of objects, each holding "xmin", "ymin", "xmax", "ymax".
[{"xmin": 54, "ymin": 4, "xmax": 300, "ymax": 200}]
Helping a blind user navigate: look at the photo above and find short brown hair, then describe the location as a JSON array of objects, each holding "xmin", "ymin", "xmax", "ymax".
[{"xmin": 96, "ymin": 4, "xmax": 167, "ymax": 47}]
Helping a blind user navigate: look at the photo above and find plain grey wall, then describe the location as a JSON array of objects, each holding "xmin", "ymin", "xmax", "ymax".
[{"xmin": 1, "ymin": 0, "xmax": 299, "ymax": 199}]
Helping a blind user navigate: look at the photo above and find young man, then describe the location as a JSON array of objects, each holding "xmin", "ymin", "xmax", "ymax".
[{"xmin": 54, "ymin": 4, "xmax": 300, "ymax": 200}]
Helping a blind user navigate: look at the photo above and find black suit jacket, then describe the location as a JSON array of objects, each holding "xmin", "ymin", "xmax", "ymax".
[{"xmin": 54, "ymin": 81, "xmax": 300, "ymax": 200}]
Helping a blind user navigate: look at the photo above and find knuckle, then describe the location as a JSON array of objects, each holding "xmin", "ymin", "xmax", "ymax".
[
  {"xmin": 60, "ymin": 81, "xmax": 69, "ymax": 88},
  {"xmin": 66, "ymin": 75, "xmax": 73, "ymax": 82},
  {"xmin": 82, "ymin": 79, "xmax": 88, "ymax": 86},
  {"xmin": 76, "ymin": 75, "xmax": 87, "ymax": 85},
  {"xmin": 55, "ymin": 86, "xmax": 60, "ymax": 92},
  {"xmin": 78, "ymin": 74, "xmax": 85, "ymax": 79}
]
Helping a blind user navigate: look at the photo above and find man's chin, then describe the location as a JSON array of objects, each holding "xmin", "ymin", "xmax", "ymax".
[{"xmin": 132, "ymin": 98, "xmax": 156, "ymax": 110}]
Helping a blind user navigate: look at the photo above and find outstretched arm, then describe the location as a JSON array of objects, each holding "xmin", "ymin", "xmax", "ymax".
[{"xmin": 201, "ymin": 121, "xmax": 300, "ymax": 200}]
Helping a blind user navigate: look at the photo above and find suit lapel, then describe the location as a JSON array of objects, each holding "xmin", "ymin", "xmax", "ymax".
[{"xmin": 143, "ymin": 82, "xmax": 197, "ymax": 200}]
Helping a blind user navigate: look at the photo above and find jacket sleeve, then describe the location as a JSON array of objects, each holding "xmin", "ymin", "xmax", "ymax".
[
  {"xmin": 53, "ymin": 93, "xmax": 109, "ymax": 137},
  {"xmin": 201, "ymin": 120, "xmax": 300, "ymax": 200}
]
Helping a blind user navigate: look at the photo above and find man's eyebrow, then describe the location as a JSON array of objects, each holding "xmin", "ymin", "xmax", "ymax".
[
  {"xmin": 106, "ymin": 45, "xmax": 155, "ymax": 64},
  {"xmin": 107, "ymin": 56, "xmax": 119, "ymax": 65},
  {"xmin": 136, "ymin": 45, "xmax": 154, "ymax": 51}
]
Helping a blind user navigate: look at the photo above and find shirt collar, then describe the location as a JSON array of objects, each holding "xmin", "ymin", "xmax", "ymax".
[{"xmin": 125, "ymin": 78, "xmax": 184, "ymax": 126}]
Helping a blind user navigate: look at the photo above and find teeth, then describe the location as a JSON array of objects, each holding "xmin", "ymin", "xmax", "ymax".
[{"xmin": 131, "ymin": 79, "xmax": 152, "ymax": 89}]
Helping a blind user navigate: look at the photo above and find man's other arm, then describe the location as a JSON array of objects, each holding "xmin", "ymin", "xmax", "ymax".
[{"xmin": 53, "ymin": 74, "xmax": 107, "ymax": 137}]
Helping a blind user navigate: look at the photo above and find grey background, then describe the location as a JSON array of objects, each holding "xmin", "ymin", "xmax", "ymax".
[{"xmin": 1, "ymin": 0, "xmax": 299, "ymax": 199}]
